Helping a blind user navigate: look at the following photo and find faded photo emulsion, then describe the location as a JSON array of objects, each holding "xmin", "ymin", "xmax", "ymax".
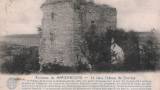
[{"xmin": 0, "ymin": 0, "xmax": 160, "ymax": 90}]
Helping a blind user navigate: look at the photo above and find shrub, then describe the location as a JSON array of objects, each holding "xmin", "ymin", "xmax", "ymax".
[{"xmin": 0, "ymin": 44, "xmax": 40, "ymax": 74}]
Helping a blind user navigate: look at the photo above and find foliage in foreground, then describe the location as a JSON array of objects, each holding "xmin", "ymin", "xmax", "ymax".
[{"xmin": 0, "ymin": 28, "xmax": 159, "ymax": 73}]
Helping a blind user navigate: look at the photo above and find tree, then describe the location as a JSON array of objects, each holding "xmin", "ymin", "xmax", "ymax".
[
  {"xmin": 1, "ymin": 44, "xmax": 40, "ymax": 74},
  {"xmin": 123, "ymin": 31, "xmax": 141, "ymax": 70},
  {"xmin": 78, "ymin": 24, "xmax": 114, "ymax": 71},
  {"xmin": 140, "ymin": 31, "xmax": 159, "ymax": 70}
]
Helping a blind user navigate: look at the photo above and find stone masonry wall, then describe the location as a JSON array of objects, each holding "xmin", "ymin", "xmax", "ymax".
[
  {"xmin": 40, "ymin": 0, "xmax": 117, "ymax": 66},
  {"xmin": 40, "ymin": 1, "xmax": 76, "ymax": 66},
  {"xmin": 80, "ymin": 2, "xmax": 117, "ymax": 33}
]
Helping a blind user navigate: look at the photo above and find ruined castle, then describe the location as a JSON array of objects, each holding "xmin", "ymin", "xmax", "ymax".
[{"xmin": 39, "ymin": 0, "xmax": 117, "ymax": 66}]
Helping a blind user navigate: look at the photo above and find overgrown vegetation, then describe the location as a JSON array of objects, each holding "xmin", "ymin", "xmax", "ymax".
[
  {"xmin": 139, "ymin": 32, "xmax": 160, "ymax": 70},
  {"xmin": 0, "ymin": 28, "xmax": 159, "ymax": 73},
  {"xmin": 79, "ymin": 25, "xmax": 160, "ymax": 71},
  {"xmin": 0, "ymin": 43, "xmax": 40, "ymax": 74}
]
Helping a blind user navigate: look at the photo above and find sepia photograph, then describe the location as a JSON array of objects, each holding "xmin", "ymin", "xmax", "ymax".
[{"xmin": 0, "ymin": 0, "xmax": 160, "ymax": 74}]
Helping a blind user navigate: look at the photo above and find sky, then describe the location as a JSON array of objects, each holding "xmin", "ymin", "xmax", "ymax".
[{"xmin": 0, "ymin": 0, "xmax": 160, "ymax": 35}]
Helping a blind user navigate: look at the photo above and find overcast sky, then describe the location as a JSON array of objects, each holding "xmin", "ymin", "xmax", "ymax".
[{"xmin": 0, "ymin": 0, "xmax": 160, "ymax": 35}]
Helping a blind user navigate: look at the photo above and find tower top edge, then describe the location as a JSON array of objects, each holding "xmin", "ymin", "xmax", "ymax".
[
  {"xmin": 41, "ymin": 0, "xmax": 73, "ymax": 8},
  {"xmin": 41, "ymin": 0, "xmax": 116, "ymax": 10}
]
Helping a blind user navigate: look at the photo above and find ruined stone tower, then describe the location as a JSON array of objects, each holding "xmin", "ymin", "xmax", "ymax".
[{"xmin": 39, "ymin": 0, "xmax": 117, "ymax": 66}]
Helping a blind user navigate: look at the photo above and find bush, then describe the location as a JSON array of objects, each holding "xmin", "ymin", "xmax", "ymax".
[
  {"xmin": 0, "ymin": 44, "xmax": 40, "ymax": 74},
  {"xmin": 140, "ymin": 32, "xmax": 160, "ymax": 70}
]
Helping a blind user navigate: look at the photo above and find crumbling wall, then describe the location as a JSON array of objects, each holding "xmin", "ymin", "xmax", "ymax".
[
  {"xmin": 80, "ymin": 2, "xmax": 117, "ymax": 33},
  {"xmin": 39, "ymin": 0, "xmax": 117, "ymax": 67},
  {"xmin": 40, "ymin": 1, "xmax": 76, "ymax": 66}
]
